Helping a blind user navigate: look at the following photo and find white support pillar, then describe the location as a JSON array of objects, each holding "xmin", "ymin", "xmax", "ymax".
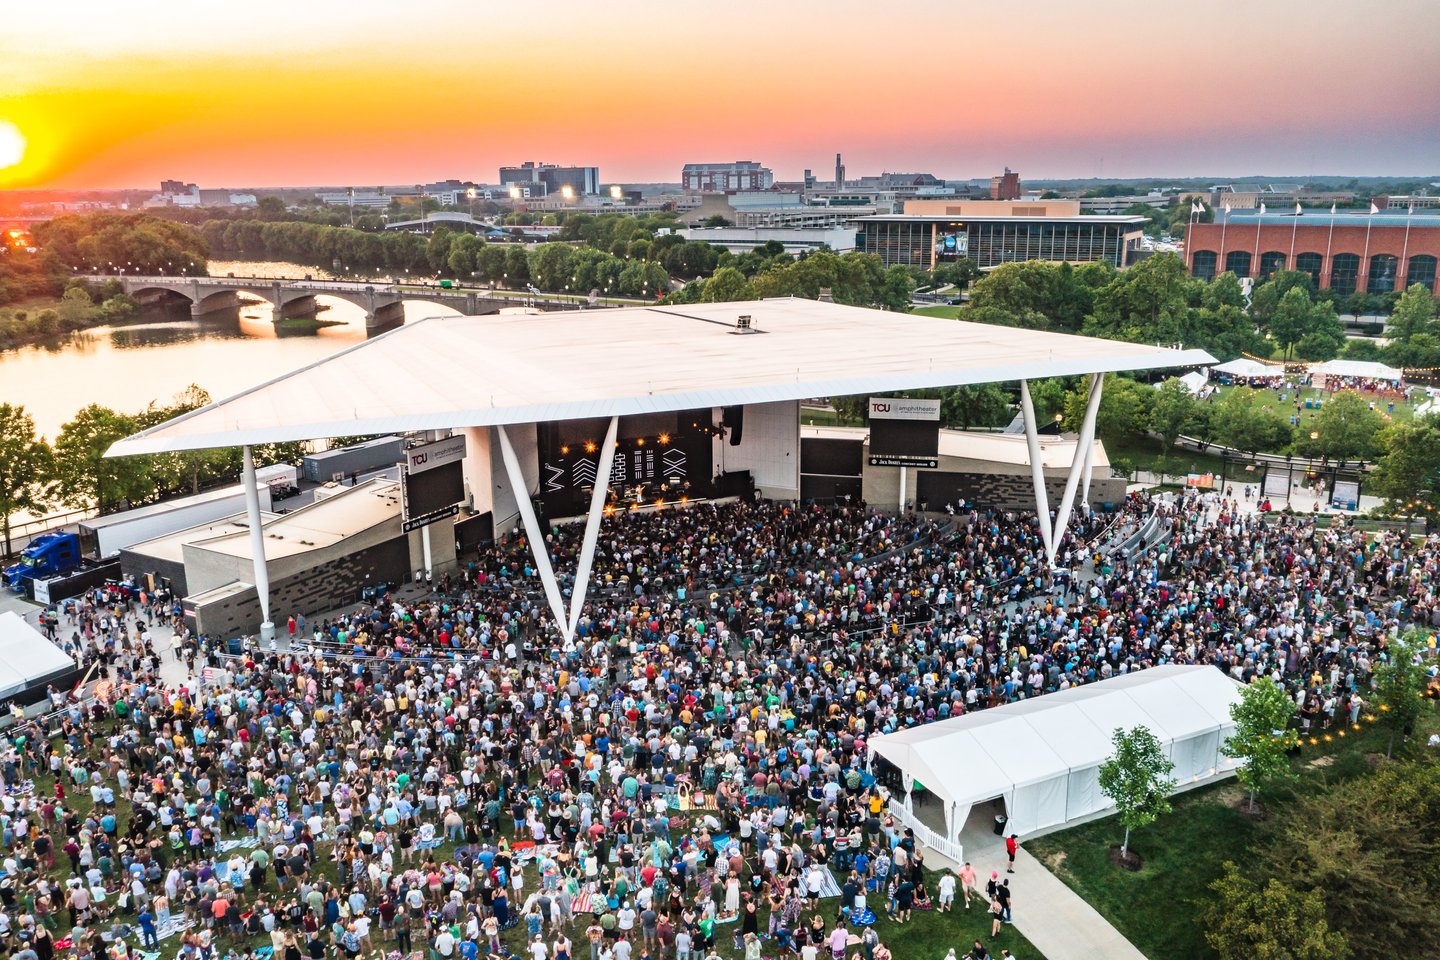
[
  {"xmin": 1019, "ymin": 380, "xmax": 1054, "ymax": 558},
  {"xmin": 496, "ymin": 424, "xmax": 569, "ymax": 640},
  {"xmin": 566, "ymin": 415, "xmax": 620, "ymax": 641},
  {"xmin": 1080, "ymin": 429, "xmax": 1097, "ymax": 514},
  {"xmin": 1049, "ymin": 373, "xmax": 1105, "ymax": 566},
  {"xmin": 898, "ymin": 465, "xmax": 907, "ymax": 514},
  {"xmin": 421, "ymin": 525, "xmax": 433, "ymax": 575},
  {"xmin": 241, "ymin": 446, "xmax": 275, "ymax": 643}
]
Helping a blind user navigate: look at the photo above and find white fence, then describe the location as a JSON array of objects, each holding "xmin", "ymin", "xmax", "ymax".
[{"xmin": 888, "ymin": 799, "xmax": 965, "ymax": 865}]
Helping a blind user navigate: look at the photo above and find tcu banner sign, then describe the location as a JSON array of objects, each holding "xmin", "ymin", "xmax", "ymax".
[{"xmin": 868, "ymin": 397, "xmax": 941, "ymax": 421}]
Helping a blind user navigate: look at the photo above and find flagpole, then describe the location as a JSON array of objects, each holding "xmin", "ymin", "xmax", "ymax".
[
  {"xmin": 1253, "ymin": 204, "xmax": 1263, "ymax": 277},
  {"xmin": 1186, "ymin": 202, "xmax": 1197, "ymax": 273},
  {"xmin": 1219, "ymin": 205, "xmax": 1230, "ymax": 272},
  {"xmin": 1399, "ymin": 204, "xmax": 1414, "ymax": 291},
  {"xmin": 1289, "ymin": 203, "xmax": 1300, "ymax": 266},
  {"xmin": 1360, "ymin": 203, "xmax": 1376, "ymax": 295},
  {"xmin": 1323, "ymin": 204, "xmax": 1336, "ymax": 291}
]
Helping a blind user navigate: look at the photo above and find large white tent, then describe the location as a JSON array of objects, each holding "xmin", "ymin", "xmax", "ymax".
[
  {"xmin": 1309, "ymin": 359, "xmax": 1404, "ymax": 382},
  {"xmin": 1211, "ymin": 358, "xmax": 1281, "ymax": 379},
  {"xmin": 867, "ymin": 665, "xmax": 1245, "ymax": 841},
  {"xmin": 0, "ymin": 611, "xmax": 76, "ymax": 701}
]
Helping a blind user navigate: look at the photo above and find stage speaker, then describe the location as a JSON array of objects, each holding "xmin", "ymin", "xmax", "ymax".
[{"xmin": 722, "ymin": 405, "xmax": 744, "ymax": 446}]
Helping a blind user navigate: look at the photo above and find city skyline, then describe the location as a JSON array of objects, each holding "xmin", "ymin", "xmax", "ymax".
[{"xmin": 1, "ymin": 0, "xmax": 1439, "ymax": 190}]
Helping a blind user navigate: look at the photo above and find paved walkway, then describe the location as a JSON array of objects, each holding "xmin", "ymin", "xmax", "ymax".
[{"xmin": 907, "ymin": 797, "xmax": 1150, "ymax": 960}]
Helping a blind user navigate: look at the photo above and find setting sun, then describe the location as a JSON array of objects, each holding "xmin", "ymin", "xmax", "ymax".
[{"xmin": 0, "ymin": 121, "xmax": 25, "ymax": 170}]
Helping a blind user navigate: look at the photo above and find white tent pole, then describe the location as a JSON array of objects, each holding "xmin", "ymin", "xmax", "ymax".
[
  {"xmin": 1049, "ymin": 373, "xmax": 1105, "ymax": 566},
  {"xmin": 1019, "ymin": 380, "xmax": 1054, "ymax": 557},
  {"xmin": 1080, "ymin": 431, "xmax": 1096, "ymax": 514},
  {"xmin": 566, "ymin": 415, "xmax": 620, "ymax": 641},
  {"xmin": 496, "ymin": 424, "xmax": 569, "ymax": 640}
]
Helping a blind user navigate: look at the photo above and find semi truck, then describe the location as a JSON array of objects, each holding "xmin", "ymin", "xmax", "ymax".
[
  {"xmin": 256, "ymin": 463, "xmax": 300, "ymax": 499},
  {"xmin": 78, "ymin": 482, "xmax": 273, "ymax": 559},
  {"xmin": 3, "ymin": 532, "xmax": 82, "ymax": 593}
]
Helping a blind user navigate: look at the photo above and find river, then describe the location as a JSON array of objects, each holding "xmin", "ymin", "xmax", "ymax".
[{"xmin": 0, "ymin": 261, "xmax": 462, "ymax": 438}]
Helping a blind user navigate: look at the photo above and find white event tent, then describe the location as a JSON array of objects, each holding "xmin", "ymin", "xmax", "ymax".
[
  {"xmin": 0, "ymin": 611, "xmax": 76, "ymax": 701},
  {"xmin": 1210, "ymin": 358, "xmax": 1281, "ymax": 379},
  {"xmin": 867, "ymin": 665, "xmax": 1246, "ymax": 842}
]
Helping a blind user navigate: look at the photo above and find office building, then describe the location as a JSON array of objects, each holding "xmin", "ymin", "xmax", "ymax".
[
  {"xmin": 1186, "ymin": 210, "xmax": 1440, "ymax": 294},
  {"xmin": 681, "ymin": 161, "xmax": 774, "ymax": 193},
  {"xmin": 499, "ymin": 162, "xmax": 600, "ymax": 196},
  {"xmin": 990, "ymin": 168, "xmax": 1022, "ymax": 200},
  {"xmin": 854, "ymin": 213, "xmax": 1147, "ymax": 270}
]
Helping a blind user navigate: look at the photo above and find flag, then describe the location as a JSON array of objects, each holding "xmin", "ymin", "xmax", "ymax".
[
  {"xmin": 1295, "ymin": 203, "xmax": 1303, "ymax": 215},
  {"xmin": 1331, "ymin": 203, "xmax": 1337, "ymax": 215},
  {"xmin": 1223, "ymin": 203, "xmax": 1232, "ymax": 215},
  {"xmin": 1259, "ymin": 202, "xmax": 1267, "ymax": 215},
  {"xmin": 1191, "ymin": 201, "xmax": 1204, "ymax": 216},
  {"xmin": 1409, "ymin": 203, "xmax": 1415, "ymax": 215},
  {"xmin": 1370, "ymin": 202, "xmax": 1380, "ymax": 215}
]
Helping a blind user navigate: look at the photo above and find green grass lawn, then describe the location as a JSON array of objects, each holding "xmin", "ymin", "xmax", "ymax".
[
  {"xmin": 1028, "ymin": 782, "xmax": 1261, "ymax": 960},
  {"xmin": 799, "ymin": 405, "xmax": 864, "ymax": 427},
  {"xmin": 1104, "ymin": 434, "xmax": 1227, "ymax": 478},
  {"xmin": 1027, "ymin": 707, "xmax": 1440, "ymax": 960},
  {"xmin": 910, "ymin": 304, "xmax": 961, "ymax": 319},
  {"xmin": 1209, "ymin": 382, "xmax": 1419, "ymax": 430}
]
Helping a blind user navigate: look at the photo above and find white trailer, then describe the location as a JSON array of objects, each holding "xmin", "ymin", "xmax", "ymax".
[
  {"xmin": 255, "ymin": 463, "xmax": 300, "ymax": 499},
  {"xmin": 79, "ymin": 483, "xmax": 273, "ymax": 559}
]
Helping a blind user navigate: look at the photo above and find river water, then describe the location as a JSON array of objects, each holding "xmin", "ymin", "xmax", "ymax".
[{"xmin": 0, "ymin": 261, "xmax": 461, "ymax": 438}]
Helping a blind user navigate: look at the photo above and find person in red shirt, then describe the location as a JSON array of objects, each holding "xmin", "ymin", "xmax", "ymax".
[{"xmin": 1005, "ymin": 834, "xmax": 1019, "ymax": 873}]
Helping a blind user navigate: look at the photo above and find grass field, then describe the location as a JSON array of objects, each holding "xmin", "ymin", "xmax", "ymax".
[
  {"xmin": 1209, "ymin": 382, "xmax": 1420, "ymax": 430},
  {"xmin": 1104, "ymin": 434, "xmax": 1227, "ymax": 478},
  {"xmin": 1027, "ymin": 706, "xmax": 1440, "ymax": 960},
  {"xmin": 909, "ymin": 304, "xmax": 961, "ymax": 319}
]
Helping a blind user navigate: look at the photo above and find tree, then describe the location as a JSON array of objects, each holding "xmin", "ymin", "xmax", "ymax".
[
  {"xmin": 1213, "ymin": 388, "xmax": 1292, "ymax": 456},
  {"xmin": 1369, "ymin": 419, "xmax": 1440, "ymax": 515},
  {"xmin": 1082, "ymin": 253, "xmax": 1190, "ymax": 345},
  {"xmin": 1200, "ymin": 863, "xmax": 1347, "ymax": 960},
  {"xmin": 0, "ymin": 404, "xmax": 53, "ymax": 557},
  {"xmin": 1062, "ymin": 376, "xmax": 1152, "ymax": 444},
  {"xmin": 1311, "ymin": 390, "xmax": 1383, "ymax": 461},
  {"xmin": 1096, "ymin": 726, "xmax": 1176, "ymax": 861},
  {"xmin": 1223, "ymin": 676, "xmax": 1299, "ymax": 811},
  {"xmin": 701, "ymin": 267, "xmax": 752, "ymax": 303},
  {"xmin": 53, "ymin": 404, "xmax": 150, "ymax": 511},
  {"xmin": 1268, "ymin": 286, "xmax": 1314, "ymax": 358},
  {"xmin": 1249, "ymin": 269, "xmax": 1315, "ymax": 325},
  {"xmin": 1384, "ymin": 282, "xmax": 1437, "ymax": 342},
  {"xmin": 1373, "ymin": 630, "xmax": 1431, "ymax": 758},
  {"xmin": 1150, "ymin": 378, "xmax": 1199, "ymax": 451}
]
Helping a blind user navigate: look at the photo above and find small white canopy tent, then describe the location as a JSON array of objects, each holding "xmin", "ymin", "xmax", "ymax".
[
  {"xmin": 0, "ymin": 611, "xmax": 75, "ymax": 700},
  {"xmin": 1169, "ymin": 371, "xmax": 1208, "ymax": 395},
  {"xmin": 1308, "ymin": 359, "xmax": 1404, "ymax": 382},
  {"xmin": 868, "ymin": 665, "xmax": 1246, "ymax": 841},
  {"xmin": 1211, "ymin": 358, "xmax": 1281, "ymax": 379}
]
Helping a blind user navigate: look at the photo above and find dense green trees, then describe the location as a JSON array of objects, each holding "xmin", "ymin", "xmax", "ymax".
[
  {"xmin": 965, "ymin": 260, "xmax": 1113, "ymax": 332},
  {"xmin": 0, "ymin": 404, "xmax": 53, "ymax": 557},
  {"xmin": 1201, "ymin": 865, "xmax": 1347, "ymax": 960},
  {"xmin": 35, "ymin": 213, "xmax": 208, "ymax": 275},
  {"xmin": 1307, "ymin": 390, "xmax": 1383, "ymax": 461},
  {"xmin": 1224, "ymin": 677, "xmax": 1301, "ymax": 811},
  {"xmin": 1369, "ymin": 418, "xmax": 1440, "ymax": 514}
]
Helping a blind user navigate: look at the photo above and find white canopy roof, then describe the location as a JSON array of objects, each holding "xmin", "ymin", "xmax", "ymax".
[
  {"xmin": 0, "ymin": 612, "xmax": 75, "ymax": 699},
  {"xmin": 869, "ymin": 665, "xmax": 1246, "ymax": 837},
  {"xmin": 1309, "ymin": 359, "xmax": 1404, "ymax": 381},
  {"xmin": 1211, "ymin": 358, "xmax": 1280, "ymax": 377},
  {"xmin": 107, "ymin": 299, "xmax": 1213, "ymax": 455},
  {"xmin": 1172, "ymin": 371, "xmax": 1208, "ymax": 394}
]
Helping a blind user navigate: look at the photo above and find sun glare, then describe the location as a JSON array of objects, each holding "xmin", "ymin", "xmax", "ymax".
[{"xmin": 0, "ymin": 121, "xmax": 25, "ymax": 170}]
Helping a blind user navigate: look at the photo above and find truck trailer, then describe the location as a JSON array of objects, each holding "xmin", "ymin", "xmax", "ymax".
[
  {"xmin": 78, "ymin": 483, "xmax": 274, "ymax": 559},
  {"xmin": 3, "ymin": 532, "xmax": 82, "ymax": 593},
  {"xmin": 302, "ymin": 436, "xmax": 404, "ymax": 483}
]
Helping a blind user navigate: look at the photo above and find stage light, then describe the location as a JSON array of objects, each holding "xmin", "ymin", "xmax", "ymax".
[
  {"xmin": 658, "ymin": 434, "xmax": 670, "ymax": 445},
  {"xmin": 637, "ymin": 438, "xmax": 645, "ymax": 446},
  {"xmin": 585, "ymin": 442, "xmax": 597, "ymax": 454},
  {"xmin": 560, "ymin": 445, "xmax": 570, "ymax": 455}
]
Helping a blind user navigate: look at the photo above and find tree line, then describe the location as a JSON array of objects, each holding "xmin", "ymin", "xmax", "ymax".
[{"xmin": 0, "ymin": 387, "xmax": 301, "ymax": 557}]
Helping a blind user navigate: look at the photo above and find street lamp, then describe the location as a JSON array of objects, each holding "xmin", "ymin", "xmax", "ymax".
[{"xmin": 466, "ymin": 187, "xmax": 476, "ymax": 221}]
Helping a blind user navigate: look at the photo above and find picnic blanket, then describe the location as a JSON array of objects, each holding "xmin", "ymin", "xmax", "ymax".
[
  {"xmin": 814, "ymin": 866, "xmax": 842, "ymax": 899},
  {"xmin": 217, "ymin": 837, "xmax": 262, "ymax": 852}
]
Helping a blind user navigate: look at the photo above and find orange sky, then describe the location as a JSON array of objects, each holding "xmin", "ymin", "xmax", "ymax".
[{"xmin": 2, "ymin": 0, "xmax": 1439, "ymax": 189}]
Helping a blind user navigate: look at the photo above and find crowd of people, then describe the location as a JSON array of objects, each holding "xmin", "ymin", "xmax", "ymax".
[{"xmin": 0, "ymin": 490, "xmax": 1433, "ymax": 960}]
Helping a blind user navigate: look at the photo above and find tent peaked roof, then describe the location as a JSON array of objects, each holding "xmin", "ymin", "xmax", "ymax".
[{"xmin": 106, "ymin": 299, "xmax": 1214, "ymax": 455}]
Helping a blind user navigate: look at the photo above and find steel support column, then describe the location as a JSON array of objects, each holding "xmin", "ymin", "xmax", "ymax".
[
  {"xmin": 241, "ymin": 446, "xmax": 275, "ymax": 643},
  {"xmin": 1049, "ymin": 373, "xmax": 1105, "ymax": 566},
  {"xmin": 496, "ymin": 424, "xmax": 569, "ymax": 639},
  {"xmin": 566, "ymin": 415, "xmax": 620, "ymax": 641},
  {"xmin": 1019, "ymin": 380, "xmax": 1054, "ymax": 558}
]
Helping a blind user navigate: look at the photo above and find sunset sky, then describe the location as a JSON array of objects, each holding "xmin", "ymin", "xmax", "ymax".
[{"xmin": 2, "ymin": 0, "xmax": 1438, "ymax": 190}]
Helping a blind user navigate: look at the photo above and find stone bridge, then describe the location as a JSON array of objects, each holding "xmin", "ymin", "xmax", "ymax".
[{"xmin": 94, "ymin": 274, "xmax": 588, "ymax": 332}]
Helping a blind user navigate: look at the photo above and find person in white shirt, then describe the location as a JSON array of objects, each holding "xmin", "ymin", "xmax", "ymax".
[{"xmin": 937, "ymin": 872, "xmax": 956, "ymax": 913}]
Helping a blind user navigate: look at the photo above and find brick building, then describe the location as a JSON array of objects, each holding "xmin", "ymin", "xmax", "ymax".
[{"xmin": 1186, "ymin": 211, "xmax": 1440, "ymax": 295}]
